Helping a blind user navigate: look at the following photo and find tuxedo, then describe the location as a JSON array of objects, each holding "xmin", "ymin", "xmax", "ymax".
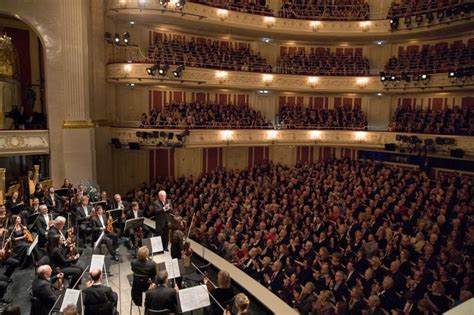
[
  {"xmin": 91, "ymin": 214, "xmax": 118, "ymax": 257},
  {"xmin": 44, "ymin": 193, "xmax": 61, "ymax": 212},
  {"xmin": 131, "ymin": 258, "xmax": 156, "ymax": 306},
  {"xmin": 83, "ymin": 283, "xmax": 118, "ymax": 315},
  {"xmin": 76, "ymin": 204, "xmax": 93, "ymax": 246},
  {"xmin": 36, "ymin": 213, "xmax": 53, "ymax": 247},
  {"xmin": 31, "ymin": 277, "xmax": 58, "ymax": 315},
  {"xmin": 144, "ymin": 285, "xmax": 178, "ymax": 314},
  {"xmin": 154, "ymin": 199, "xmax": 170, "ymax": 250}
]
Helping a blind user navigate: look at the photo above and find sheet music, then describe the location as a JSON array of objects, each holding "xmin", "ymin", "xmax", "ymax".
[
  {"xmin": 89, "ymin": 254, "xmax": 105, "ymax": 272},
  {"xmin": 179, "ymin": 285, "xmax": 210, "ymax": 312},
  {"xmin": 60, "ymin": 289, "xmax": 81, "ymax": 311},
  {"xmin": 27, "ymin": 235, "xmax": 39, "ymax": 256},
  {"xmin": 165, "ymin": 258, "xmax": 181, "ymax": 279},
  {"xmin": 143, "ymin": 217, "xmax": 156, "ymax": 230},
  {"xmin": 150, "ymin": 236, "xmax": 163, "ymax": 253},
  {"xmin": 93, "ymin": 231, "xmax": 105, "ymax": 251}
]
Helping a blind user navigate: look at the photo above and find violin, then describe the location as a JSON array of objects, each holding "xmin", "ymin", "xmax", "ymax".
[
  {"xmin": 66, "ymin": 227, "xmax": 77, "ymax": 260},
  {"xmin": 21, "ymin": 224, "xmax": 34, "ymax": 243},
  {"xmin": 106, "ymin": 213, "xmax": 114, "ymax": 233}
]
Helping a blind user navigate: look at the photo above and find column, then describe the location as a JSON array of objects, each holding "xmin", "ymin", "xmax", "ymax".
[{"xmin": 60, "ymin": 0, "xmax": 97, "ymax": 185}]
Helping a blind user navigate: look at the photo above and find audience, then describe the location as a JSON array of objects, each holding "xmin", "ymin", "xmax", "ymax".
[
  {"xmin": 279, "ymin": 0, "xmax": 370, "ymax": 21},
  {"xmin": 384, "ymin": 39, "xmax": 474, "ymax": 77},
  {"xmin": 149, "ymin": 35, "xmax": 271, "ymax": 73},
  {"xmin": 126, "ymin": 158, "xmax": 473, "ymax": 314},
  {"xmin": 277, "ymin": 48, "xmax": 369, "ymax": 76},
  {"xmin": 189, "ymin": 0, "xmax": 273, "ymax": 16},
  {"xmin": 140, "ymin": 102, "xmax": 271, "ymax": 129},
  {"xmin": 387, "ymin": 0, "xmax": 471, "ymax": 20},
  {"xmin": 389, "ymin": 105, "xmax": 474, "ymax": 135},
  {"xmin": 279, "ymin": 105, "xmax": 368, "ymax": 129}
]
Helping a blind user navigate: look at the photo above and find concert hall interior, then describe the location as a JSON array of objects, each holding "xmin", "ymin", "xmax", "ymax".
[{"xmin": 0, "ymin": 0, "xmax": 474, "ymax": 314}]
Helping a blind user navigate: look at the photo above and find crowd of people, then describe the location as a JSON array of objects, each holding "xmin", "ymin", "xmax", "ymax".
[
  {"xmin": 279, "ymin": 0, "xmax": 370, "ymax": 21},
  {"xmin": 277, "ymin": 49, "xmax": 370, "ymax": 76},
  {"xmin": 278, "ymin": 106, "xmax": 368, "ymax": 130},
  {"xmin": 148, "ymin": 35, "xmax": 271, "ymax": 73},
  {"xmin": 384, "ymin": 39, "xmax": 474, "ymax": 76},
  {"xmin": 139, "ymin": 102, "xmax": 272, "ymax": 129},
  {"xmin": 125, "ymin": 158, "xmax": 473, "ymax": 314},
  {"xmin": 388, "ymin": 106, "xmax": 474, "ymax": 135},
  {"xmin": 189, "ymin": 0, "xmax": 273, "ymax": 16},
  {"xmin": 387, "ymin": 0, "xmax": 472, "ymax": 19}
]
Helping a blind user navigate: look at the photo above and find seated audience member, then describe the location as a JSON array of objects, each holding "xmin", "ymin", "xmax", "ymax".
[
  {"xmin": 145, "ymin": 270, "xmax": 178, "ymax": 314},
  {"xmin": 83, "ymin": 268, "xmax": 118, "ymax": 315},
  {"xmin": 295, "ymin": 282, "xmax": 315, "ymax": 315},
  {"xmin": 312, "ymin": 290, "xmax": 334, "ymax": 315}
]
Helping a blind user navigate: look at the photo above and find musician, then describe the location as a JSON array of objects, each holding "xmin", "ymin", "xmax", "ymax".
[
  {"xmin": 170, "ymin": 230, "xmax": 184, "ymax": 260},
  {"xmin": 36, "ymin": 205, "xmax": 53, "ymax": 249},
  {"xmin": 99, "ymin": 191, "xmax": 112, "ymax": 210},
  {"xmin": 46, "ymin": 216, "xmax": 68, "ymax": 247},
  {"xmin": 83, "ymin": 268, "xmax": 118, "ymax": 315},
  {"xmin": 31, "ymin": 265, "xmax": 62, "ymax": 315},
  {"xmin": 0, "ymin": 248, "xmax": 19, "ymax": 279},
  {"xmin": 206, "ymin": 271, "xmax": 234, "ymax": 315},
  {"xmin": 125, "ymin": 201, "xmax": 145, "ymax": 249},
  {"xmin": 112, "ymin": 193, "xmax": 128, "ymax": 234},
  {"xmin": 5, "ymin": 192, "xmax": 22, "ymax": 215},
  {"xmin": 0, "ymin": 205, "xmax": 8, "ymax": 238},
  {"xmin": 48, "ymin": 234, "xmax": 83, "ymax": 289},
  {"xmin": 44, "ymin": 187, "xmax": 61, "ymax": 213},
  {"xmin": 10, "ymin": 215, "xmax": 33, "ymax": 269},
  {"xmin": 61, "ymin": 178, "xmax": 74, "ymax": 191},
  {"xmin": 76, "ymin": 196, "xmax": 93, "ymax": 247},
  {"xmin": 91, "ymin": 206, "xmax": 119, "ymax": 261},
  {"xmin": 33, "ymin": 183, "xmax": 45, "ymax": 202},
  {"xmin": 144, "ymin": 270, "xmax": 178, "ymax": 314},
  {"xmin": 154, "ymin": 190, "xmax": 171, "ymax": 251},
  {"xmin": 131, "ymin": 246, "xmax": 156, "ymax": 306}
]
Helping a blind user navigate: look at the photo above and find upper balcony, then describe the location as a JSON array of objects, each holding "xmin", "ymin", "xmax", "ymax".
[{"xmin": 105, "ymin": 0, "xmax": 474, "ymax": 43}]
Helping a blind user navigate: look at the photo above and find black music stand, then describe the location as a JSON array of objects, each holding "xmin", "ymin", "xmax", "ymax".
[
  {"xmin": 8, "ymin": 203, "xmax": 24, "ymax": 215},
  {"xmin": 124, "ymin": 217, "xmax": 144, "ymax": 232},
  {"xmin": 106, "ymin": 208, "xmax": 123, "ymax": 220},
  {"xmin": 91, "ymin": 201, "xmax": 107, "ymax": 209},
  {"xmin": 55, "ymin": 188, "xmax": 70, "ymax": 198},
  {"xmin": 49, "ymin": 289, "xmax": 84, "ymax": 315}
]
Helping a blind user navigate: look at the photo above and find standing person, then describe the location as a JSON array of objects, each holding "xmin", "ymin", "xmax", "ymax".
[
  {"xmin": 36, "ymin": 205, "xmax": 53, "ymax": 249},
  {"xmin": 154, "ymin": 190, "xmax": 171, "ymax": 251},
  {"xmin": 83, "ymin": 268, "xmax": 118, "ymax": 315}
]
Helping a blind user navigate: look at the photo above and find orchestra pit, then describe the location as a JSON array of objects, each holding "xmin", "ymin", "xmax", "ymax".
[{"xmin": 1, "ymin": 0, "xmax": 474, "ymax": 314}]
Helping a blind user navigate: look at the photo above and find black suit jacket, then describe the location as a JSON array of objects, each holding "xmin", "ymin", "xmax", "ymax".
[
  {"xmin": 83, "ymin": 284, "xmax": 117, "ymax": 315},
  {"xmin": 91, "ymin": 215, "xmax": 107, "ymax": 241},
  {"xmin": 131, "ymin": 259, "xmax": 156, "ymax": 280},
  {"xmin": 76, "ymin": 204, "xmax": 93, "ymax": 224},
  {"xmin": 31, "ymin": 277, "xmax": 58, "ymax": 315},
  {"xmin": 145, "ymin": 285, "xmax": 177, "ymax": 314},
  {"xmin": 268, "ymin": 271, "xmax": 284, "ymax": 293},
  {"xmin": 154, "ymin": 200, "xmax": 169, "ymax": 232},
  {"xmin": 36, "ymin": 214, "xmax": 54, "ymax": 243},
  {"xmin": 126, "ymin": 209, "xmax": 144, "ymax": 220},
  {"xmin": 44, "ymin": 193, "xmax": 61, "ymax": 211}
]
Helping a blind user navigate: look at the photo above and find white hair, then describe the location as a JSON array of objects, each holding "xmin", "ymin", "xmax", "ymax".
[
  {"xmin": 55, "ymin": 216, "xmax": 66, "ymax": 225},
  {"xmin": 39, "ymin": 205, "xmax": 48, "ymax": 211}
]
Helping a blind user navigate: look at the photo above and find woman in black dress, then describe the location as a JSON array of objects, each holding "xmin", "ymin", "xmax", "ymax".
[
  {"xmin": 207, "ymin": 270, "xmax": 234, "ymax": 315},
  {"xmin": 10, "ymin": 215, "xmax": 32, "ymax": 269},
  {"xmin": 49, "ymin": 234, "xmax": 83, "ymax": 289}
]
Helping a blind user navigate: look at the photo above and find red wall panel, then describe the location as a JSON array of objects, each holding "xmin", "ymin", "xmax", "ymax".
[
  {"xmin": 248, "ymin": 147, "xmax": 269, "ymax": 168},
  {"xmin": 149, "ymin": 149, "xmax": 175, "ymax": 180}
]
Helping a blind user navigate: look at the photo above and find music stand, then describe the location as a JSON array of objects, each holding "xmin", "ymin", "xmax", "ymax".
[
  {"xmin": 55, "ymin": 188, "xmax": 69, "ymax": 197},
  {"xmin": 124, "ymin": 217, "xmax": 144, "ymax": 232},
  {"xmin": 8, "ymin": 203, "xmax": 24, "ymax": 215},
  {"xmin": 106, "ymin": 208, "xmax": 123, "ymax": 220},
  {"xmin": 48, "ymin": 289, "xmax": 84, "ymax": 315},
  {"xmin": 27, "ymin": 212, "xmax": 40, "ymax": 226},
  {"xmin": 142, "ymin": 236, "xmax": 164, "ymax": 255},
  {"xmin": 91, "ymin": 201, "xmax": 107, "ymax": 209}
]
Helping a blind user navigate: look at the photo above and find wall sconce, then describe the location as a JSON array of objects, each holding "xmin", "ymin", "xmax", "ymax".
[
  {"xmin": 262, "ymin": 74, "xmax": 273, "ymax": 86},
  {"xmin": 217, "ymin": 9, "xmax": 229, "ymax": 21},
  {"xmin": 267, "ymin": 130, "xmax": 278, "ymax": 143},
  {"xmin": 309, "ymin": 130, "xmax": 322, "ymax": 141},
  {"xmin": 221, "ymin": 130, "xmax": 233, "ymax": 144},
  {"xmin": 354, "ymin": 131, "xmax": 367, "ymax": 142},
  {"xmin": 215, "ymin": 71, "xmax": 228, "ymax": 83},
  {"xmin": 310, "ymin": 21, "xmax": 321, "ymax": 31},
  {"xmin": 356, "ymin": 77, "xmax": 369, "ymax": 89},
  {"xmin": 264, "ymin": 17, "xmax": 276, "ymax": 28},
  {"xmin": 359, "ymin": 21, "xmax": 370, "ymax": 32},
  {"xmin": 308, "ymin": 76, "xmax": 319, "ymax": 88},
  {"xmin": 123, "ymin": 64, "xmax": 132, "ymax": 73}
]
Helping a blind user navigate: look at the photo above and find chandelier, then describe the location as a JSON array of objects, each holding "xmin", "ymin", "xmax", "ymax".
[{"xmin": 0, "ymin": 34, "xmax": 12, "ymax": 50}]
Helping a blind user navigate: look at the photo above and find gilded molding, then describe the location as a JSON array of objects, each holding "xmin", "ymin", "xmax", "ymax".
[
  {"xmin": 63, "ymin": 120, "xmax": 95, "ymax": 129},
  {"xmin": 110, "ymin": 128, "xmax": 474, "ymax": 156},
  {"xmin": 0, "ymin": 130, "xmax": 50, "ymax": 156}
]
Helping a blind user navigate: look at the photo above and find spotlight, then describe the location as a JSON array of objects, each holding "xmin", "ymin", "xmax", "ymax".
[
  {"xmin": 114, "ymin": 33, "xmax": 121, "ymax": 44},
  {"xmin": 158, "ymin": 64, "xmax": 169, "ymax": 76},
  {"xmin": 176, "ymin": 0, "xmax": 186, "ymax": 9},
  {"xmin": 146, "ymin": 64, "xmax": 158, "ymax": 76},
  {"xmin": 123, "ymin": 32, "xmax": 130, "ymax": 45},
  {"xmin": 160, "ymin": 0, "xmax": 170, "ymax": 6},
  {"xmin": 173, "ymin": 65, "xmax": 185, "ymax": 78},
  {"xmin": 401, "ymin": 73, "xmax": 411, "ymax": 82},
  {"xmin": 448, "ymin": 70, "xmax": 456, "ymax": 78},
  {"xmin": 390, "ymin": 16, "xmax": 399, "ymax": 30},
  {"xmin": 379, "ymin": 72, "xmax": 387, "ymax": 82},
  {"xmin": 413, "ymin": 74, "xmax": 421, "ymax": 81},
  {"xmin": 104, "ymin": 32, "xmax": 113, "ymax": 44},
  {"xmin": 421, "ymin": 73, "xmax": 429, "ymax": 80},
  {"xmin": 390, "ymin": 75, "xmax": 397, "ymax": 81},
  {"xmin": 128, "ymin": 83, "xmax": 135, "ymax": 87}
]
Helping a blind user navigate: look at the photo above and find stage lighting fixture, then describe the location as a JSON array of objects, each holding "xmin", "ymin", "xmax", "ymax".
[
  {"xmin": 167, "ymin": 132, "xmax": 174, "ymax": 140},
  {"xmin": 173, "ymin": 65, "xmax": 185, "ymax": 78},
  {"xmin": 176, "ymin": 0, "xmax": 186, "ymax": 9},
  {"xmin": 379, "ymin": 72, "xmax": 387, "ymax": 82},
  {"xmin": 413, "ymin": 74, "xmax": 421, "ymax": 81},
  {"xmin": 146, "ymin": 64, "xmax": 159, "ymax": 76},
  {"xmin": 390, "ymin": 17, "xmax": 399, "ymax": 30},
  {"xmin": 437, "ymin": 10, "xmax": 445, "ymax": 19},
  {"xmin": 159, "ymin": 131, "xmax": 167, "ymax": 138},
  {"xmin": 153, "ymin": 131, "xmax": 159, "ymax": 138},
  {"xmin": 160, "ymin": 0, "xmax": 170, "ymax": 6},
  {"xmin": 158, "ymin": 64, "xmax": 169, "ymax": 76},
  {"xmin": 404, "ymin": 15, "xmax": 412, "ymax": 26},
  {"xmin": 426, "ymin": 12, "xmax": 434, "ymax": 23},
  {"xmin": 464, "ymin": 67, "xmax": 472, "ymax": 77},
  {"xmin": 415, "ymin": 14, "xmax": 423, "ymax": 24},
  {"xmin": 123, "ymin": 32, "xmax": 130, "ymax": 45},
  {"xmin": 390, "ymin": 75, "xmax": 396, "ymax": 81},
  {"xmin": 448, "ymin": 70, "xmax": 456, "ymax": 78},
  {"xmin": 420, "ymin": 73, "xmax": 429, "ymax": 80},
  {"xmin": 104, "ymin": 32, "xmax": 113, "ymax": 44},
  {"xmin": 114, "ymin": 33, "xmax": 121, "ymax": 44}
]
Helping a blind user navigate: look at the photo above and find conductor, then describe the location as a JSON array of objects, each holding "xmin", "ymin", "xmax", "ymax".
[{"xmin": 154, "ymin": 190, "xmax": 171, "ymax": 251}]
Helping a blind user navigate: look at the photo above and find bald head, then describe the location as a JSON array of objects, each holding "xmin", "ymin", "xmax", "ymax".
[
  {"xmin": 90, "ymin": 268, "xmax": 102, "ymax": 282},
  {"xmin": 38, "ymin": 265, "xmax": 52, "ymax": 280}
]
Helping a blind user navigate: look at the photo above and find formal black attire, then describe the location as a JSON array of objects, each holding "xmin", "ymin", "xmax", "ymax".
[
  {"xmin": 5, "ymin": 198, "xmax": 22, "ymax": 215},
  {"xmin": 267, "ymin": 270, "xmax": 284, "ymax": 294},
  {"xmin": 296, "ymin": 293, "xmax": 315, "ymax": 315},
  {"xmin": 36, "ymin": 213, "xmax": 53, "ymax": 248},
  {"xmin": 76, "ymin": 204, "xmax": 93, "ymax": 245},
  {"xmin": 211, "ymin": 287, "xmax": 234, "ymax": 315},
  {"xmin": 83, "ymin": 283, "xmax": 118, "ymax": 315},
  {"xmin": 144, "ymin": 285, "xmax": 178, "ymax": 314},
  {"xmin": 154, "ymin": 200, "xmax": 170, "ymax": 251},
  {"xmin": 131, "ymin": 258, "xmax": 156, "ymax": 306},
  {"xmin": 31, "ymin": 277, "xmax": 59, "ymax": 315},
  {"xmin": 44, "ymin": 193, "xmax": 61, "ymax": 213},
  {"xmin": 50, "ymin": 246, "xmax": 83, "ymax": 289},
  {"xmin": 11, "ymin": 228, "xmax": 31, "ymax": 269},
  {"xmin": 91, "ymin": 214, "xmax": 118, "ymax": 256},
  {"xmin": 125, "ymin": 209, "xmax": 145, "ymax": 247}
]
